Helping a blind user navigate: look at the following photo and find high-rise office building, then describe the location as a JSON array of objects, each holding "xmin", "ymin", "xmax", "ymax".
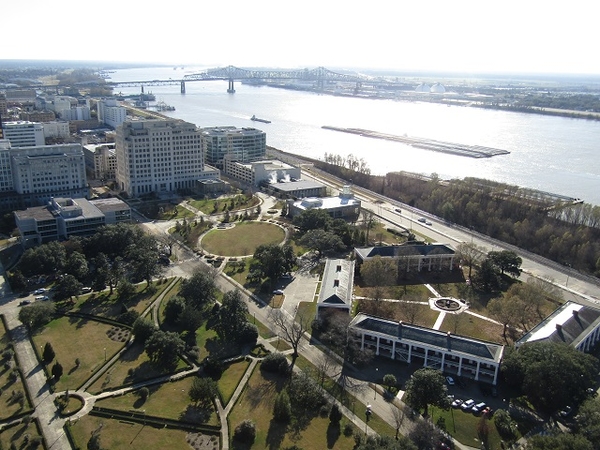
[
  {"xmin": 2, "ymin": 121, "xmax": 45, "ymax": 147},
  {"xmin": 116, "ymin": 119, "xmax": 219, "ymax": 197},
  {"xmin": 200, "ymin": 126, "xmax": 266, "ymax": 169}
]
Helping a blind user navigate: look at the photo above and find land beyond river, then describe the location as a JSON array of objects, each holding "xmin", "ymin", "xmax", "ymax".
[{"xmin": 109, "ymin": 65, "xmax": 600, "ymax": 207}]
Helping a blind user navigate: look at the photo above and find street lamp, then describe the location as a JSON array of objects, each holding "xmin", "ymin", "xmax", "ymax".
[
  {"xmin": 104, "ymin": 347, "xmax": 106, "ymax": 361},
  {"xmin": 374, "ymin": 368, "xmax": 378, "ymax": 400}
]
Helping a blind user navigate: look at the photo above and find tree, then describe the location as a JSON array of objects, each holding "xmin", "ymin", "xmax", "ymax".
[
  {"xmin": 383, "ymin": 373, "xmax": 397, "ymax": 392},
  {"xmin": 519, "ymin": 342, "xmax": 599, "ymax": 412},
  {"xmin": 487, "ymin": 295, "xmax": 523, "ymax": 341},
  {"xmin": 472, "ymin": 258, "xmax": 501, "ymax": 293},
  {"xmin": 360, "ymin": 256, "xmax": 398, "ymax": 287},
  {"xmin": 189, "ymin": 376, "xmax": 217, "ymax": 409},
  {"xmin": 273, "ymin": 389, "xmax": 292, "ymax": 423},
  {"xmin": 42, "ymin": 342, "xmax": 55, "ymax": 363},
  {"xmin": 178, "ymin": 306, "xmax": 204, "ymax": 334},
  {"xmin": 126, "ymin": 233, "xmax": 162, "ymax": 286},
  {"xmin": 487, "ymin": 250, "xmax": 522, "ymax": 278},
  {"xmin": 329, "ymin": 403, "xmax": 342, "ymax": 424},
  {"xmin": 132, "ymin": 317, "xmax": 156, "ymax": 344},
  {"xmin": 18, "ymin": 302, "xmax": 55, "ymax": 330},
  {"xmin": 233, "ymin": 420, "xmax": 256, "ymax": 445},
  {"xmin": 51, "ymin": 361, "xmax": 63, "ymax": 380},
  {"xmin": 353, "ymin": 434, "xmax": 417, "ymax": 450},
  {"xmin": 298, "ymin": 229, "xmax": 345, "ymax": 256},
  {"xmin": 527, "ymin": 432, "xmax": 593, "ymax": 450},
  {"xmin": 117, "ymin": 279, "xmax": 136, "ymax": 302},
  {"xmin": 390, "ymin": 404, "xmax": 406, "ymax": 441},
  {"xmin": 144, "ymin": 330, "xmax": 185, "ymax": 371},
  {"xmin": 403, "ymin": 368, "xmax": 449, "ymax": 416},
  {"xmin": 269, "ymin": 309, "xmax": 311, "ymax": 372},
  {"xmin": 360, "ymin": 209, "xmax": 378, "ymax": 244},
  {"xmin": 214, "ymin": 290, "xmax": 248, "ymax": 343},
  {"xmin": 64, "ymin": 251, "xmax": 89, "ymax": 280},
  {"xmin": 53, "ymin": 274, "xmax": 83, "ymax": 301},
  {"xmin": 456, "ymin": 242, "xmax": 483, "ymax": 280},
  {"xmin": 179, "ymin": 268, "xmax": 217, "ymax": 311},
  {"xmin": 292, "ymin": 208, "xmax": 332, "ymax": 233},
  {"xmin": 164, "ymin": 296, "xmax": 186, "ymax": 325},
  {"xmin": 252, "ymin": 243, "xmax": 296, "ymax": 282}
]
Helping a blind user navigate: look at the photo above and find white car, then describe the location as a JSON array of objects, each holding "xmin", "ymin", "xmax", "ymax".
[
  {"xmin": 35, "ymin": 295, "xmax": 49, "ymax": 301},
  {"xmin": 33, "ymin": 288, "xmax": 46, "ymax": 295},
  {"xmin": 461, "ymin": 399, "xmax": 475, "ymax": 411},
  {"xmin": 272, "ymin": 289, "xmax": 284, "ymax": 295},
  {"xmin": 471, "ymin": 402, "xmax": 487, "ymax": 413},
  {"xmin": 446, "ymin": 376, "xmax": 455, "ymax": 386}
]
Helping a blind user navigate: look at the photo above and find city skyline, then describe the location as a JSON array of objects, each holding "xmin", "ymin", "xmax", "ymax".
[{"xmin": 4, "ymin": 0, "xmax": 600, "ymax": 76}]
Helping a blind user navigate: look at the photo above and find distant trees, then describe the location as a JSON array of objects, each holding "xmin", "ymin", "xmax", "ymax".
[{"xmin": 18, "ymin": 302, "xmax": 55, "ymax": 330}]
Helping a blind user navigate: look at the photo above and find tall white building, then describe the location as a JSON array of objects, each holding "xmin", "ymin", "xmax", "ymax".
[
  {"xmin": 2, "ymin": 121, "xmax": 45, "ymax": 147},
  {"xmin": 97, "ymin": 99, "xmax": 127, "ymax": 128},
  {"xmin": 0, "ymin": 140, "xmax": 88, "ymax": 210},
  {"xmin": 116, "ymin": 119, "xmax": 219, "ymax": 197},
  {"xmin": 200, "ymin": 126, "xmax": 266, "ymax": 169}
]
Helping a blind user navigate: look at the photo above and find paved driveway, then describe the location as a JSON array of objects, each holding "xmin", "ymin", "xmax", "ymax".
[{"xmin": 273, "ymin": 271, "xmax": 319, "ymax": 318}]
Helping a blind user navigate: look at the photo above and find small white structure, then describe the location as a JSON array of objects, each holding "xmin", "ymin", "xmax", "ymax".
[{"xmin": 316, "ymin": 259, "xmax": 355, "ymax": 319}]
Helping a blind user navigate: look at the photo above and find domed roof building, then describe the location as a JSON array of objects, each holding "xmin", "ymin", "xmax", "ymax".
[
  {"xmin": 415, "ymin": 83, "xmax": 431, "ymax": 92},
  {"xmin": 430, "ymin": 83, "xmax": 446, "ymax": 93}
]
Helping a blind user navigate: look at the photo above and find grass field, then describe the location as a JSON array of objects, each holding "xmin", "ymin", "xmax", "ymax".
[
  {"xmin": 96, "ymin": 374, "xmax": 219, "ymax": 426},
  {"xmin": 0, "ymin": 319, "xmax": 33, "ymax": 420},
  {"xmin": 0, "ymin": 420, "xmax": 43, "ymax": 449},
  {"xmin": 32, "ymin": 316, "xmax": 128, "ymax": 392},
  {"xmin": 228, "ymin": 363, "xmax": 358, "ymax": 449},
  {"xmin": 87, "ymin": 342, "xmax": 189, "ymax": 394},
  {"xmin": 217, "ymin": 358, "xmax": 251, "ymax": 407},
  {"xmin": 69, "ymin": 414, "xmax": 202, "ymax": 450},
  {"xmin": 201, "ymin": 222, "xmax": 285, "ymax": 257}
]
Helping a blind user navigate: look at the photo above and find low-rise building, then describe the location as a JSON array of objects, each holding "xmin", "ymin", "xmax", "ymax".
[
  {"xmin": 317, "ymin": 259, "xmax": 355, "ymax": 319},
  {"xmin": 515, "ymin": 301, "xmax": 600, "ymax": 353},
  {"xmin": 354, "ymin": 243, "xmax": 457, "ymax": 273},
  {"xmin": 287, "ymin": 185, "xmax": 361, "ymax": 221},
  {"xmin": 349, "ymin": 313, "xmax": 504, "ymax": 385},
  {"xmin": 14, "ymin": 196, "xmax": 130, "ymax": 246},
  {"xmin": 83, "ymin": 143, "xmax": 117, "ymax": 180}
]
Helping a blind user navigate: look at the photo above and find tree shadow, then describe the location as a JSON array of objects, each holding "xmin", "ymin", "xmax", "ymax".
[
  {"xmin": 266, "ymin": 418, "xmax": 287, "ymax": 450},
  {"xmin": 179, "ymin": 404, "xmax": 212, "ymax": 424},
  {"xmin": 326, "ymin": 422, "xmax": 341, "ymax": 449},
  {"xmin": 119, "ymin": 342, "xmax": 145, "ymax": 363}
]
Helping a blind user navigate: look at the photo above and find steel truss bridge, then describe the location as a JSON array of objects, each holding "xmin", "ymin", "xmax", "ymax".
[{"xmin": 107, "ymin": 66, "xmax": 372, "ymax": 94}]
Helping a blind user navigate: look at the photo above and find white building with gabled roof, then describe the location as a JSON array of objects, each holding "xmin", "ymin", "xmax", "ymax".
[{"xmin": 317, "ymin": 259, "xmax": 355, "ymax": 319}]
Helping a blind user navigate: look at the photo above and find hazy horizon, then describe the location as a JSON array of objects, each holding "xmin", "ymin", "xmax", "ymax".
[{"xmin": 5, "ymin": 0, "xmax": 600, "ymax": 77}]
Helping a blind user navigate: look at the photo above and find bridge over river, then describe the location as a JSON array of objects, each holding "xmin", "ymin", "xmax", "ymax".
[{"xmin": 106, "ymin": 65, "xmax": 393, "ymax": 93}]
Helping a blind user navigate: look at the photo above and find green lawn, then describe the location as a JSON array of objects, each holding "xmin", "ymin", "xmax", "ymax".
[
  {"xmin": 0, "ymin": 420, "xmax": 43, "ymax": 450},
  {"xmin": 87, "ymin": 342, "xmax": 189, "ymax": 394},
  {"xmin": 0, "ymin": 318, "xmax": 33, "ymax": 420},
  {"xmin": 201, "ymin": 221, "xmax": 285, "ymax": 257},
  {"xmin": 96, "ymin": 374, "xmax": 219, "ymax": 426},
  {"xmin": 228, "ymin": 363, "xmax": 358, "ymax": 449},
  {"xmin": 69, "ymin": 414, "xmax": 207, "ymax": 450},
  {"xmin": 32, "ymin": 316, "xmax": 128, "ymax": 392},
  {"xmin": 217, "ymin": 358, "xmax": 251, "ymax": 406}
]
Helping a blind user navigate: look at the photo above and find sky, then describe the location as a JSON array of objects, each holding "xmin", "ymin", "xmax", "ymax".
[{"xmin": 4, "ymin": 0, "xmax": 600, "ymax": 75}]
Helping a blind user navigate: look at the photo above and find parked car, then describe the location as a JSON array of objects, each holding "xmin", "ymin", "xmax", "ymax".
[
  {"xmin": 482, "ymin": 406, "xmax": 494, "ymax": 416},
  {"xmin": 472, "ymin": 402, "xmax": 487, "ymax": 414},
  {"xmin": 451, "ymin": 398, "xmax": 463, "ymax": 408},
  {"xmin": 446, "ymin": 376, "xmax": 455, "ymax": 386},
  {"xmin": 272, "ymin": 289, "xmax": 284, "ymax": 295},
  {"xmin": 281, "ymin": 273, "xmax": 293, "ymax": 279},
  {"xmin": 18, "ymin": 300, "xmax": 31, "ymax": 306},
  {"xmin": 35, "ymin": 295, "xmax": 49, "ymax": 301},
  {"xmin": 461, "ymin": 399, "xmax": 475, "ymax": 411},
  {"xmin": 418, "ymin": 217, "xmax": 427, "ymax": 223},
  {"xmin": 394, "ymin": 208, "xmax": 402, "ymax": 214},
  {"xmin": 81, "ymin": 287, "xmax": 92, "ymax": 293},
  {"xmin": 426, "ymin": 221, "xmax": 432, "ymax": 226},
  {"xmin": 33, "ymin": 288, "xmax": 46, "ymax": 295},
  {"xmin": 559, "ymin": 406, "xmax": 572, "ymax": 417}
]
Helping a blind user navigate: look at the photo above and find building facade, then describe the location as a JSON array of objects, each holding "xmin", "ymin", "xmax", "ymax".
[
  {"xmin": 288, "ymin": 185, "xmax": 361, "ymax": 221},
  {"xmin": 97, "ymin": 99, "xmax": 127, "ymax": 129},
  {"xmin": 200, "ymin": 126, "xmax": 266, "ymax": 169},
  {"xmin": 14, "ymin": 196, "xmax": 130, "ymax": 246},
  {"xmin": 222, "ymin": 159, "xmax": 301, "ymax": 186},
  {"xmin": 354, "ymin": 244, "xmax": 457, "ymax": 273},
  {"xmin": 116, "ymin": 119, "xmax": 220, "ymax": 197},
  {"xmin": 2, "ymin": 121, "xmax": 45, "ymax": 147},
  {"xmin": 83, "ymin": 143, "xmax": 117, "ymax": 180},
  {"xmin": 349, "ymin": 313, "xmax": 504, "ymax": 385}
]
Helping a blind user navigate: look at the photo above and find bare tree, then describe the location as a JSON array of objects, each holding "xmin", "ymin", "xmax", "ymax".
[
  {"xmin": 456, "ymin": 242, "xmax": 484, "ymax": 280},
  {"xmin": 390, "ymin": 404, "xmax": 406, "ymax": 441},
  {"xmin": 269, "ymin": 310, "xmax": 311, "ymax": 372}
]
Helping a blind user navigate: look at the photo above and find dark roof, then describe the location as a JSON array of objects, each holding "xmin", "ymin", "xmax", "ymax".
[
  {"xmin": 516, "ymin": 302, "xmax": 600, "ymax": 348},
  {"xmin": 355, "ymin": 244, "xmax": 455, "ymax": 260},
  {"xmin": 350, "ymin": 313, "xmax": 503, "ymax": 362}
]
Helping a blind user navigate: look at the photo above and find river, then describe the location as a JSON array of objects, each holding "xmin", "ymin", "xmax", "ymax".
[{"xmin": 109, "ymin": 66, "xmax": 600, "ymax": 206}]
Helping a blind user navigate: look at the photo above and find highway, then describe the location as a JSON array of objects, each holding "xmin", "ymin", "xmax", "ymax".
[{"xmin": 300, "ymin": 167, "xmax": 600, "ymax": 307}]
